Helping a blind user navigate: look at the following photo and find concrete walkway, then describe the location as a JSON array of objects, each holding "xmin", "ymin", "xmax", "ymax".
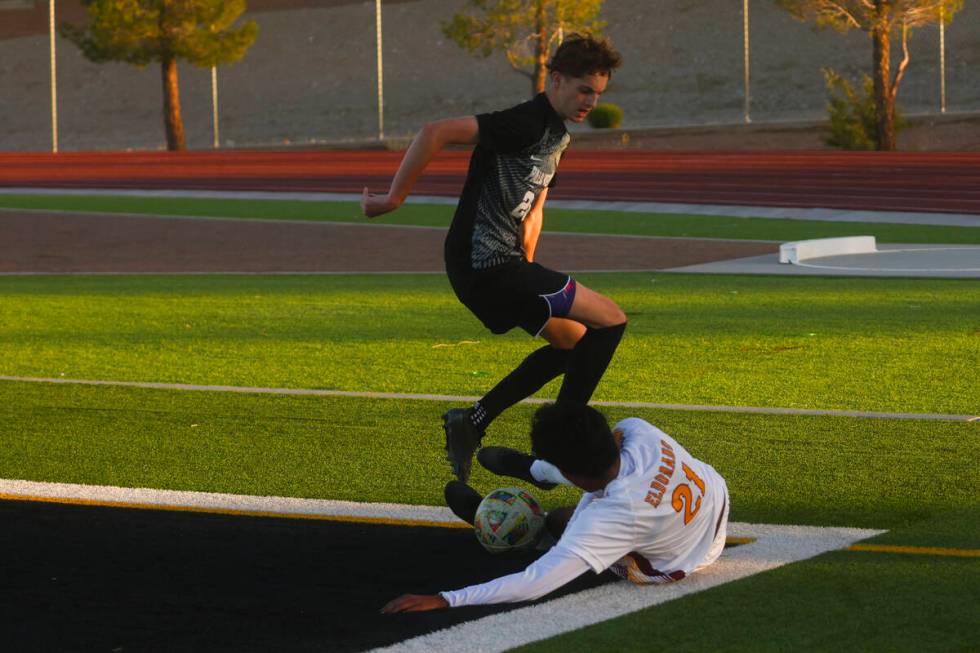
[{"xmin": 669, "ymin": 243, "xmax": 980, "ymax": 278}]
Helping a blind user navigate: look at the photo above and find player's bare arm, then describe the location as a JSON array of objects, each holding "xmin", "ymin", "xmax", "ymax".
[
  {"xmin": 361, "ymin": 116, "xmax": 479, "ymax": 218},
  {"xmin": 521, "ymin": 187, "xmax": 548, "ymax": 262},
  {"xmin": 380, "ymin": 593, "xmax": 448, "ymax": 614}
]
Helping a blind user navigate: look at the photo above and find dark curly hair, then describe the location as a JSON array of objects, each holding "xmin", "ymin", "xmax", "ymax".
[
  {"xmin": 548, "ymin": 33, "xmax": 622, "ymax": 79},
  {"xmin": 530, "ymin": 402, "xmax": 618, "ymax": 478}
]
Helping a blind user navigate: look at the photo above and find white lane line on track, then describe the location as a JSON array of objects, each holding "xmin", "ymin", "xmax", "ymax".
[
  {"xmin": 1, "ymin": 375, "xmax": 975, "ymax": 422},
  {"xmin": 1, "ymin": 187, "xmax": 977, "ymax": 226},
  {"xmin": 0, "ymin": 478, "xmax": 884, "ymax": 653}
]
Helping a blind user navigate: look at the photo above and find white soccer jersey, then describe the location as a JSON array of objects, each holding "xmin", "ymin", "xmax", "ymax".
[
  {"xmin": 556, "ymin": 417, "xmax": 729, "ymax": 584},
  {"xmin": 440, "ymin": 418, "xmax": 729, "ymax": 607}
]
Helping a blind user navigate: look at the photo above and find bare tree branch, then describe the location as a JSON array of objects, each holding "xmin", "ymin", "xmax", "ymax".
[
  {"xmin": 891, "ymin": 17, "xmax": 911, "ymax": 100},
  {"xmin": 505, "ymin": 34, "xmax": 535, "ymax": 79},
  {"xmin": 818, "ymin": 1, "xmax": 864, "ymax": 29}
]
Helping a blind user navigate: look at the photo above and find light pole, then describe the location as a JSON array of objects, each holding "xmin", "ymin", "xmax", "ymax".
[
  {"xmin": 939, "ymin": 3, "xmax": 946, "ymax": 114},
  {"xmin": 375, "ymin": 0, "xmax": 385, "ymax": 141},
  {"xmin": 211, "ymin": 65, "xmax": 220, "ymax": 147},
  {"xmin": 49, "ymin": 0, "xmax": 59, "ymax": 152},
  {"xmin": 742, "ymin": 0, "xmax": 751, "ymax": 124}
]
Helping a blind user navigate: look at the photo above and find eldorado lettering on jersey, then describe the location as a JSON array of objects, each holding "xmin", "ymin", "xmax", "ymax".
[{"xmin": 644, "ymin": 439, "xmax": 677, "ymax": 508}]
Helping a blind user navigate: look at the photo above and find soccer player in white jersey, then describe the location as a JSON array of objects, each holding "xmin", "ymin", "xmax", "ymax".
[{"xmin": 381, "ymin": 402, "xmax": 730, "ymax": 613}]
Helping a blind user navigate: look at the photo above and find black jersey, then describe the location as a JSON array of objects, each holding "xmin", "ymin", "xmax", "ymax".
[{"xmin": 445, "ymin": 93, "xmax": 570, "ymax": 276}]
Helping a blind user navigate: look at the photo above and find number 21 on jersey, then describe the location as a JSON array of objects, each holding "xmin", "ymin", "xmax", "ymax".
[{"xmin": 672, "ymin": 462, "xmax": 705, "ymax": 525}]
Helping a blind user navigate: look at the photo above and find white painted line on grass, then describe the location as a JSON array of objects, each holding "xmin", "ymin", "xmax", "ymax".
[
  {"xmin": 368, "ymin": 522, "xmax": 883, "ymax": 653},
  {"xmin": 0, "ymin": 478, "xmax": 883, "ymax": 653},
  {"xmin": 0, "ymin": 478, "xmax": 460, "ymax": 526},
  {"xmin": 1, "ymin": 375, "xmax": 975, "ymax": 422}
]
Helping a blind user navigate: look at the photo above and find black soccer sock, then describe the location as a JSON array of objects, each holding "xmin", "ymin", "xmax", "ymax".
[
  {"xmin": 557, "ymin": 322, "xmax": 627, "ymax": 404},
  {"xmin": 444, "ymin": 481, "xmax": 483, "ymax": 525},
  {"xmin": 471, "ymin": 345, "xmax": 573, "ymax": 431}
]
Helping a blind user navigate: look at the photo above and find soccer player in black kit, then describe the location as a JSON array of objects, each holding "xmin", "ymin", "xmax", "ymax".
[{"xmin": 362, "ymin": 35, "xmax": 626, "ymax": 485}]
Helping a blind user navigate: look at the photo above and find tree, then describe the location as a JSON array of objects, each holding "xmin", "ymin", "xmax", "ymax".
[
  {"xmin": 442, "ymin": 0, "xmax": 605, "ymax": 96},
  {"xmin": 822, "ymin": 68, "xmax": 906, "ymax": 149},
  {"xmin": 61, "ymin": 0, "xmax": 258, "ymax": 151},
  {"xmin": 774, "ymin": 0, "xmax": 962, "ymax": 151}
]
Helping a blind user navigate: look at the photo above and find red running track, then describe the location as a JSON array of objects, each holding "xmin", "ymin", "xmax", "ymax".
[{"xmin": 1, "ymin": 150, "xmax": 979, "ymax": 214}]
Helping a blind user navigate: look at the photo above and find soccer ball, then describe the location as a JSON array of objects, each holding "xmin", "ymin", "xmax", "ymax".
[{"xmin": 473, "ymin": 486, "xmax": 545, "ymax": 554}]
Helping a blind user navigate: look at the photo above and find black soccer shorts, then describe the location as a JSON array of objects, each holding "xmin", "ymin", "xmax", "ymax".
[{"xmin": 448, "ymin": 260, "xmax": 576, "ymax": 336}]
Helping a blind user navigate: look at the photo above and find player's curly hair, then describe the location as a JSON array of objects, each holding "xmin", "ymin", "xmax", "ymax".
[
  {"xmin": 548, "ymin": 33, "xmax": 622, "ymax": 79},
  {"xmin": 530, "ymin": 402, "xmax": 618, "ymax": 479}
]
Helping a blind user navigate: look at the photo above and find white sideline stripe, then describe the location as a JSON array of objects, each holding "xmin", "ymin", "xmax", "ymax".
[
  {"xmin": 0, "ymin": 478, "xmax": 459, "ymax": 524},
  {"xmin": 371, "ymin": 525, "xmax": 882, "ymax": 653},
  {"xmin": 2, "ymin": 187, "xmax": 978, "ymax": 226},
  {"xmin": 1, "ymin": 375, "xmax": 975, "ymax": 422},
  {"xmin": 371, "ymin": 523, "xmax": 883, "ymax": 653},
  {"xmin": 0, "ymin": 478, "xmax": 884, "ymax": 653}
]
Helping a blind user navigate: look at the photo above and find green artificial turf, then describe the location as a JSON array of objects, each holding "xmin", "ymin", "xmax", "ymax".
[
  {"xmin": 1, "ymin": 381, "xmax": 977, "ymax": 532},
  {"xmin": 3, "ymin": 379, "xmax": 977, "ymax": 653},
  {"xmin": 513, "ymin": 549, "xmax": 980, "ymax": 652},
  {"xmin": 2, "ymin": 193, "xmax": 978, "ymax": 243},
  {"xmin": 1, "ymin": 273, "xmax": 977, "ymax": 414},
  {"xmin": 1, "ymin": 266, "xmax": 977, "ymax": 652}
]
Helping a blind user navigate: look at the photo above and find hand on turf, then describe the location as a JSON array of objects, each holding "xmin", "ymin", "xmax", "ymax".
[
  {"xmin": 381, "ymin": 593, "xmax": 449, "ymax": 614},
  {"xmin": 361, "ymin": 187, "xmax": 400, "ymax": 218}
]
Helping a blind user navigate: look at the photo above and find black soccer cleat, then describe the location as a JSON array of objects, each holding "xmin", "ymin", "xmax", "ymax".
[
  {"xmin": 443, "ymin": 408, "xmax": 484, "ymax": 483},
  {"xmin": 476, "ymin": 446, "xmax": 557, "ymax": 491},
  {"xmin": 444, "ymin": 480, "xmax": 483, "ymax": 525}
]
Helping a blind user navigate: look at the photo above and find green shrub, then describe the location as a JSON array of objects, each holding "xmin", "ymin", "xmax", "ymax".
[
  {"xmin": 823, "ymin": 67, "xmax": 905, "ymax": 150},
  {"xmin": 587, "ymin": 102, "xmax": 623, "ymax": 129}
]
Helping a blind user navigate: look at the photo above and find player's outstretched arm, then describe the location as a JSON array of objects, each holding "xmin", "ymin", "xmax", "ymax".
[
  {"xmin": 380, "ymin": 593, "xmax": 449, "ymax": 614},
  {"xmin": 361, "ymin": 116, "xmax": 479, "ymax": 218}
]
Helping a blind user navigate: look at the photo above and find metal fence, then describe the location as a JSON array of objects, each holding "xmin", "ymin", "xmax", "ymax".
[{"xmin": 1, "ymin": 0, "xmax": 978, "ymax": 151}]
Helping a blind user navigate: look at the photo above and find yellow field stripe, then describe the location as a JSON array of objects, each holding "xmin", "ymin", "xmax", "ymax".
[
  {"xmin": 0, "ymin": 492, "xmax": 762, "ymax": 548},
  {"xmin": 847, "ymin": 543, "xmax": 980, "ymax": 558},
  {"xmin": 16, "ymin": 492, "xmax": 971, "ymax": 557},
  {"xmin": 0, "ymin": 491, "xmax": 472, "ymax": 529}
]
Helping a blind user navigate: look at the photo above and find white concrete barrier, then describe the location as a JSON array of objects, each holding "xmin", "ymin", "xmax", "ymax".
[{"xmin": 780, "ymin": 236, "xmax": 877, "ymax": 264}]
